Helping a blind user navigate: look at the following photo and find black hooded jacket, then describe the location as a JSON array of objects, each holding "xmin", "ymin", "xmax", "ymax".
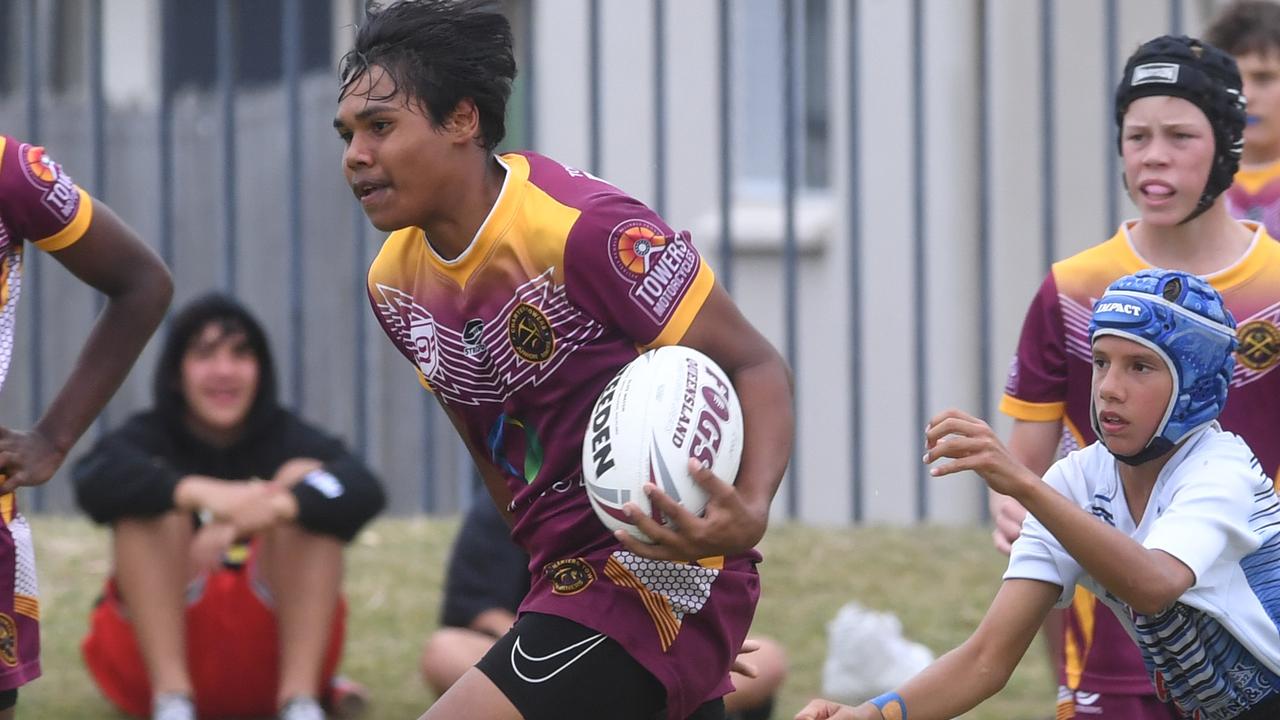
[{"xmin": 71, "ymin": 294, "xmax": 385, "ymax": 543}]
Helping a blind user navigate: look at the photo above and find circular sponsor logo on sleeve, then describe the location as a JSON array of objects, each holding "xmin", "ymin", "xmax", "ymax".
[
  {"xmin": 21, "ymin": 146, "xmax": 58, "ymax": 186},
  {"xmin": 508, "ymin": 303, "xmax": 555, "ymax": 362},
  {"xmin": 608, "ymin": 219, "xmax": 668, "ymax": 280},
  {"xmin": 1237, "ymin": 319, "xmax": 1280, "ymax": 371}
]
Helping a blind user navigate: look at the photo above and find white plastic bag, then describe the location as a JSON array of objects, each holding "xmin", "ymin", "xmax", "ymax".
[{"xmin": 821, "ymin": 601, "xmax": 935, "ymax": 703}]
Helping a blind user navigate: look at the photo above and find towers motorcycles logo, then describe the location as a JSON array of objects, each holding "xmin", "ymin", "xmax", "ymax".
[
  {"xmin": 18, "ymin": 144, "xmax": 79, "ymax": 223},
  {"xmin": 607, "ymin": 219, "xmax": 699, "ymax": 324}
]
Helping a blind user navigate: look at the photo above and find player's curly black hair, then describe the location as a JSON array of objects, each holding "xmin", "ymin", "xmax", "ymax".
[
  {"xmin": 339, "ymin": 0, "xmax": 516, "ymax": 152},
  {"xmin": 1204, "ymin": 0, "xmax": 1280, "ymax": 59}
]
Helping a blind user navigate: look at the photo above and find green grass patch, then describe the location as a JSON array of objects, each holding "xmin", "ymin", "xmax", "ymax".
[{"xmin": 22, "ymin": 516, "xmax": 1054, "ymax": 719}]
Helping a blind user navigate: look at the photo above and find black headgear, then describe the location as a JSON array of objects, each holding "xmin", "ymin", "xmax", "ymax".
[{"xmin": 1114, "ymin": 35, "xmax": 1247, "ymax": 224}]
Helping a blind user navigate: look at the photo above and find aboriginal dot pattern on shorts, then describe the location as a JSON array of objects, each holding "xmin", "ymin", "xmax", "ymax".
[
  {"xmin": 11, "ymin": 513, "xmax": 38, "ymax": 600},
  {"xmin": 612, "ymin": 550, "xmax": 718, "ymax": 619}
]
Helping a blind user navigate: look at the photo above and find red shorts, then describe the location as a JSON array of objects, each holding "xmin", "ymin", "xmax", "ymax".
[{"xmin": 81, "ymin": 558, "xmax": 345, "ymax": 719}]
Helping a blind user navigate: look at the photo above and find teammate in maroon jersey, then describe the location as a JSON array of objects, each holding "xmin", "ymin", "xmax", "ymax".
[{"xmin": 0, "ymin": 135, "xmax": 172, "ymax": 718}]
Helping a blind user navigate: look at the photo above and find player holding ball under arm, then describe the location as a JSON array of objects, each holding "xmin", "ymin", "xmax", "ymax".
[
  {"xmin": 798, "ymin": 269, "xmax": 1280, "ymax": 720},
  {"xmin": 337, "ymin": 2, "xmax": 793, "ymax": 719}
]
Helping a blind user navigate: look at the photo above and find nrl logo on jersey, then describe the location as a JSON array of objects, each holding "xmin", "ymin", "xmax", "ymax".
[{"xmin": 373, "ymin": 283, "xmax": 440, "ymax": 378}]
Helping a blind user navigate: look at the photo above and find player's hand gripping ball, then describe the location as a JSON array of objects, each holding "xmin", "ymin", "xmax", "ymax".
[{"xmin": 582, "ymin": 346, "xmax": 743, "ymax": 542}]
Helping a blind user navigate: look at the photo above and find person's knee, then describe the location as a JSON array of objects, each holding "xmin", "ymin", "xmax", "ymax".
[
  {"xmin": 114, "ymin": 510, "xmax": 194, "ymax": 545},
  {"xmin": 726, "ymin": 636, "xmax": 788, "ymax": 713},
  {"xmin": 420, "ymin": 628, "xmax": 494, "ymax": 696}
]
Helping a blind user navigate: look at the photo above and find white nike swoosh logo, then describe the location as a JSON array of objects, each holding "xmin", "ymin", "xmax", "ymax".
[{"xmin": 509, "ymin": 632, "xmax": 608, "ymax": 684}]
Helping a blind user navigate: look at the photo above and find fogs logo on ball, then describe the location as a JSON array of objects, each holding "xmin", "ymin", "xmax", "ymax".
[
  {"xmin": 607, "ymin": 219, "xmax": 699, "ymax": 324},
  {"xmin": 691, "ymin": 365, "xmax": 732, "ymax": 467}
]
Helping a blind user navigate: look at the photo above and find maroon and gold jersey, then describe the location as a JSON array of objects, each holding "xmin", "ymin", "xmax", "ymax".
[
  {"xmin": 1226, "ymin": 161, "xmax": 1280, "ymax": 240},
  {"xmin": 1001, "ymin": 220, "xmax": 1280, "ymax": 697},
  {"xmin": 0, "ymin": 136, "xmax": 92, "ymax": 394},
  {"xmin": 0, "ymin": 135, "xmax": 91, "ymax": 689},
  {"xmin": 367, "ymin": 152, "xmax": 758, "ymax": 718}
]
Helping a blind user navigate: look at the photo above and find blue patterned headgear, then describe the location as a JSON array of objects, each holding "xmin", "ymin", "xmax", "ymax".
[{"xmin": 1088, "ymin": 269, "xmax": 1237, "ymax": 465}]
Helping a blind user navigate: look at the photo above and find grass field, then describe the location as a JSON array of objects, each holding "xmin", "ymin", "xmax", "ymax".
[{"xmin": 20, "ymin": 516, "xmax": 1054, "ymax": 719}]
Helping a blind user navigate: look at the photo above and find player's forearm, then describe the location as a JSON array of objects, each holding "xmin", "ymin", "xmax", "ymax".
[
  {"xmin": 867, "ymin": 640, "xmax": 1012, "ymax": 720},
  {"xmin": 730, "ymin": 353, "xmax": 793, "ymax": 518},
  {"xmin": 1017, "ymin": 479, "xmax": 1184, "ymax": 613},
  {"xmin": 34, "ymin": 269, "xmax": 172, "ymax": 454}
]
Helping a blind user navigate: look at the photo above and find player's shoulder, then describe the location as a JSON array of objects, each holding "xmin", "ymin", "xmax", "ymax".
[
  {"xmin": 368, "ymin": 226, "xmax": 425, "ymax": 280},
  {"xmin": 1050, "ymin": 230, "xmax": 1137, "ymax": 300},
  {"xmin": 513, "ymin": 151, "xmax": 654, "ymax": 226}
]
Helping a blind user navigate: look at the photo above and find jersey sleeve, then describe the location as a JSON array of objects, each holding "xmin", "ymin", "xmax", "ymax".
[
  {"xmin": 1003, "ymin": 459, "xmax": 1083, "ymax": 607},
  {"xmin": 0, "ymin": 136, "xmax": 93, "ymax": 252},
  {"xmin": 563, "ymin": 193, "xmax": 715, "ymax": 348},
  {"xmin": 1000, "ymin": 271, "xmax": 1069, "ymax": 422},
  {"xmin": 1143, "ymin": 449, "xmax": 1266, "ymax": 584}
]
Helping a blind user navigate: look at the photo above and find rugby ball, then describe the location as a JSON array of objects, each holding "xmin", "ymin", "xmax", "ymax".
[{"xmin": 582, "ymin": 346, "xmax": 744, "ymax": 542}]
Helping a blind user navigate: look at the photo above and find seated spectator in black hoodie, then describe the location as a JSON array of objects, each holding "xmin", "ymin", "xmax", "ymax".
[{"xmin": 72, "ymin": 293, "xmax": 386, "ymax": 720}]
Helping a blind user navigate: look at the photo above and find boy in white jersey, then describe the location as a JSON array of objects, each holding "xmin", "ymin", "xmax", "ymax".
[{"xmin": 797, "ymin": 268, "xmax": 1280, "ymax": 720}]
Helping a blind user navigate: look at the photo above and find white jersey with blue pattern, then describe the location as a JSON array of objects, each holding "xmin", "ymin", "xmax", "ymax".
[{"xmin": 1005, "ymin": 424, "xmax": 1280, "ymax": 719}]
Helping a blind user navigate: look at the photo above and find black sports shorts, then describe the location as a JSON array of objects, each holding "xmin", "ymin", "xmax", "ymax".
[{"xmin": 476, "ymin": 612, "xmax": 725, "ymax": 720}]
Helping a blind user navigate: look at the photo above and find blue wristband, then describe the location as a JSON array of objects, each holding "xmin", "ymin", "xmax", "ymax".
[{"xmin": 869, "ymin": 691, "xmax": 907, "ymax": 720}]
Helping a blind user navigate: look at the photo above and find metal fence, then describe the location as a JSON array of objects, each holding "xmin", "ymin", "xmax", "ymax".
[{"xmin": 0, "ymin": 0, "xmax": 1222, "ymax": 522}]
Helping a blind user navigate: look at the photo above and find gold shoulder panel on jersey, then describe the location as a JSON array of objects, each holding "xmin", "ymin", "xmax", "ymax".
[
  {"xmin": 1233, "ymin": 161, "xmax": 1280, "ymax": 195},
  {"xmin": 512, "ymin": 181, "xmax": 583, "ymax": 286},
  {"xmin": 34, "ymin": 187, "xmax": 93, "ymax": 252},
  {"xmin": 1051, "ymin": 227, "xmax": 1145, "ymax": 299},
  {"xmin": 1208, "ymin": 222, "xmax": 1280, "ymax": 291}
]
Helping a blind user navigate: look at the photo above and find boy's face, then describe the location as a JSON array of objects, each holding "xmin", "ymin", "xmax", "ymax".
[
  {"xmin": 1121, "ymin": 95, "xmax": 1216, "ymax": 226},
  {"xmin": 1237, "ymin": 51, "xmax": 1280, "ymax": 162},
  {"xmin": 335, "ymin": 65, "xmax": 457, "ymax": 232},
  {"xmin": 1091, "ymin": 334, "xmax": 1174, "ymax": 457},
  {"xmin": 180, "ymin": 323, "xmax": 260, "ymax": 440}
]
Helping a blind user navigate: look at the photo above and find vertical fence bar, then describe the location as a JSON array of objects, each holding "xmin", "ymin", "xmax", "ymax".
[
  {"xmin": 89, "ymin": 0, "xmax": 105, "ymax": 201},
  {"xmin": 911, "ymin": 0, "xmax": 928, "ymax": 521},
  {"xmin": 1041, "ymin": 0, "xmax": 1056, "ymax": 270},
  {"xmin": 652, "ymin": 0, "xmax": 666, "ymax": 218},
  {"xmin": 781, "ymin": 0, "xmax": 799, "ymax": 518},
  {"xmin": 90, "ymin": 0, "xmax": 108, "ymax": 436},
  {"xmin": 158, "ymin": 0, "xmax": 175, "ymax": 272},
  {"xmin": 217, "ymin": 0, "xmax": 238, "ymax": 293},
  {"xmin": 422, "ymin": 398, "xmax": 437, "ymax": 512},
  {"xmin": 977, "ymin": 0, "xmax": 992, "ymax": 523},
  {"xmin": 24, "ymin": 0, "xmax": 44, "ymax": 511},
  {"xmin": 1105, "ymin": 0, "xmax": 1118, "ymax": 233},
  {"xmin": 522, "ymin": 0, "xmax": 536, "ymax": 150},
  {"xmin": 847, "ymin": 0, "xmax": 864, "ymax": 522},
  {"xmin": 351, "ymin": 0, "xmax": 370, "ymax": 461},
  {"xmin": 588, "ymin": 0, "xmax": 601, "ymax": 175},
  {"xmin": 1169, "ymin": 0, "xmax": 1183, "ymax": 35},
  {"xmin": 284, "ymin": 0, "xmax": 305, "ymax": 410},
  {"xmin": 717, "ymin": 0, "xmax": 733, "ymax": 293}
]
